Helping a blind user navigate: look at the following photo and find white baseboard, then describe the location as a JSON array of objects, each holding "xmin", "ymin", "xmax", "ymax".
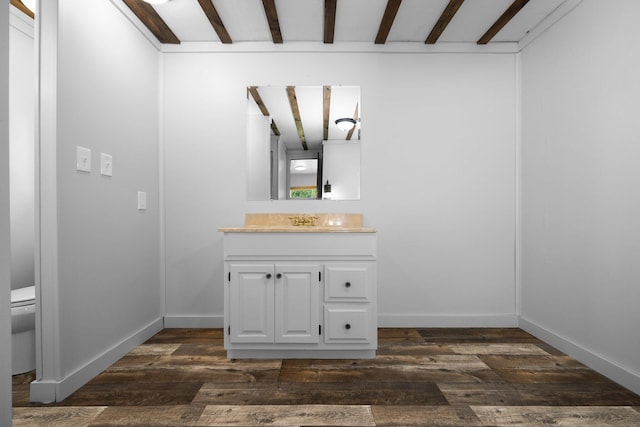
[
  {"xmin": 519, "ymin": 316, "xmax": 640, "ymax": 396},
  {"xmin": 378, "ymin": 314, "xmax": 518, "ymax": 328},
  {"xmin": 30, "ymin": 317, "xmax": 163, "ymax": 402},
  {"xmin": 163, "ymin": 315, "xmax": 224, "ymax": 328},
  {"xmin": 28, "ymin": 380, "xmax": 56, "ymax": 404}
]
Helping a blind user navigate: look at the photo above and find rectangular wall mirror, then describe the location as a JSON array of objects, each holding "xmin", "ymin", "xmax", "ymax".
[{"xmin": 246, "ymin": 85, "xmax": 361, "ymax": 201}]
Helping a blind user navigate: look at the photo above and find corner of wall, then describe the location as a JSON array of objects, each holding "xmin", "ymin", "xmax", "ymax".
[
  {"xmin": 30, "ymin": 317, "xmax": 163, "ymax": 402},
  {"xmin": 514, "ymin": 51, "xmax": 522, "ymax": 318}
]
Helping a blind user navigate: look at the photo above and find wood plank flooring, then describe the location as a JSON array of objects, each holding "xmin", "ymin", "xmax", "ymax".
[{"xmin": 12, "ymin": 328, "xmax": 640, "ymax": 426}]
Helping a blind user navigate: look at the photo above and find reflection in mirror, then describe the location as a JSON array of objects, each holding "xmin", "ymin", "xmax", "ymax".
[
  {"xmin": 246, "ymin": 85, "xmax": 361, "ymax": 200},
  {"xmin": 289, "ymin": 158, "xmax": 319, "ymax": 199}
]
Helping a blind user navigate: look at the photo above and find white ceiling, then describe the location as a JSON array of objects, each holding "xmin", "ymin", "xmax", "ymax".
[
  {"xmin": 101, "ymin": 0, "xmax": 580, "ymax": 151},
  {"xmin": 151, "ymin": 0, "xmax": 569, "ymax": 44}
]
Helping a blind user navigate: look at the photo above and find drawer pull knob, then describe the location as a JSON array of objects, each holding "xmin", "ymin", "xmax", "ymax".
[
  {"xmin": 345, "ymin": 323, "xmax": 351, "ymax": 330},
  {"xmin": 266, "ymin": 273, "xmax": 272, "ymax": 279},
  {"xmin": 345, "ymin": 282, "xmax": 351, "ymax": 288},
  {"xmin": 276, "ymin": 273, "xmax": 282, "ymax": 279}
]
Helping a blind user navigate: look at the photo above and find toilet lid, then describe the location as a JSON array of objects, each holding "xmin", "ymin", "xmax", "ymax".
[{"xmin": 11, "ymin": 286, "xmax": 35, "ymax": 307}]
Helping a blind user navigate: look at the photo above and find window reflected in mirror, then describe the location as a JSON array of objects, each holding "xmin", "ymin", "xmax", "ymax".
[{"xmin": 289, "ymin": 159, "xmax": 319, "ymax": 199}]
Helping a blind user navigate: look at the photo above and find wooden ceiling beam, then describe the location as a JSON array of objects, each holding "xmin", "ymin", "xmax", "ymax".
[
  {"xmin": 375, "ymin": 0, "xmax": 402, "ymax": 44},
  {"xmin": 425, "ymin": 0, "xmax": 464, "ymax": 44},
  {"xmin": 324, "ymin": 0, "xmax": 337, "ymax": 44},
  {"xmin": 247, "ymin": 87, "xmax": 269, "ymax": 116},
  {"xmin": 286, "ymin": 86, "xmax": 308, "ymax": 150},
  {"xmin": 122, "ymin": 0, "xmax": 180, "ymax": 44},
  {"xmin": 10, "ymin": 0, "xmax": 34, "ymax": 19},
  {"xmin": 197, "ymin": 0, "xmax": 232, "ymax": 44},
  {"xmin": 477, "ymin": 0, "xmax": 529, "ymax": 45},
  {"xmin": 270, "ymin": 120, "xmax": 281, "ymax": 137},
  {"xmin": 247, "ymin": 86, "xmax": 280, "ymax": 136},
  {"xmin": 323, "ymin": 86, "xmax": 331, "ymax": 141},
  {"xmin": 261, "ymin": 0, "xmax": 283, "ymax": 44}
]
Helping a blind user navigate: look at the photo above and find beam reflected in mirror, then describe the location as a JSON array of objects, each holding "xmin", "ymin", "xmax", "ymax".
[{"xmin": 246, "ymin": 85, "xmax": 361, "ymax": 201}]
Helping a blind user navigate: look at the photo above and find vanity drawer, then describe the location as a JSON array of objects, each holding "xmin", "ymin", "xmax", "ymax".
[
  {"xmin": 324, "ymin": 263, "xmax": 373, "ymax": 302},
  {"xmin": 324, "ymin": 306, "xmax": 372, "ymax": 344}
]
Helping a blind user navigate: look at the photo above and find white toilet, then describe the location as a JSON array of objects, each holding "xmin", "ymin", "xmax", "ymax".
[{"xmin": 11, "ymin": 285, "xmax": 36, "ymax": 375}]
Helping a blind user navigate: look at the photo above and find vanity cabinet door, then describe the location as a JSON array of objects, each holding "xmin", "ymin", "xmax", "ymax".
[
  {"xmin": 275, "ymin": 264, "xmax": 321, "ymax": 344},
  {"xmin": 228, "ymin": 264, "xmax": 275, "ymax": 343}
]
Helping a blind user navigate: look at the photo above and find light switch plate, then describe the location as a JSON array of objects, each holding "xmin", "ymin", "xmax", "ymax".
[
  {"xmin": 137, "ymin": 191, "xmax": 147, "ymax": 210},
  {"xmin": 76, "ymin": 146, "xmax": 91, "ymax": 172},
  {"xmin": 100, "ymin": 153, "xmax": 113, "ymax": 176}
]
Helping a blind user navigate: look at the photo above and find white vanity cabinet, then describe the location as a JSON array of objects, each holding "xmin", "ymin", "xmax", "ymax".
[{"xmin": 221, "ymin": 230, "xmax": 377, "ymax": 359}]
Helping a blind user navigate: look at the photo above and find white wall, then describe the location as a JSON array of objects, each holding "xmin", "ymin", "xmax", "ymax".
[
  {"xmin": 1, "ymin": 1, "xmax": 13, "ymax": 422},
  {"xmin": 290, "ymin": 171, "xmax": 316, "ymax": 188},
  {"xmin": 32, "ymin": 0, "xmax": 163, "ymax": 401},
  {"xmin": 9, "ymin": 12, "xmax": 35, "ymax": 291},
  {"xmin": 322, "ymin": 140, "xmax": 360, "ymax": 200},
  {"xmin": 521, "ymin": 0, "xmax": 640, "ymax": 393},
  {"xmin": 163, "ymin": 52, "xmax": 517, "ymax": 327},
  {"xmin": 246, "ymin": 113, "xmax": 270, "ymax": 200}
]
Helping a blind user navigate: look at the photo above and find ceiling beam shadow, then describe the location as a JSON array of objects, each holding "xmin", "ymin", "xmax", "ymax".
[
  {"xmin": 425, "ymin": 0, "xmax": 464, "ymax": 44},
  {"xmin": 261, "ymin": 0, "xmax": 283, "ymax": 43},
  {"xmin": 375, "ymin": 0, "xmax": 402, "ymax": 44},
  {"xmin": 122, "ymin": 0, "xmax": 180, "ymax": 44},
  {"xmin": 324, "ymin": 0, "xmax": 337, "ymax": 43},
  {"xmin": 286, "ymin": 86, "xmax": 308, "ymax": 150},
  {"xmin": 477, "ymin": 0, "xmax": 529, "ymax": 45},
  {"xmin": 197, "ymin": 0, "xmax": 232, "ymax": 44}
]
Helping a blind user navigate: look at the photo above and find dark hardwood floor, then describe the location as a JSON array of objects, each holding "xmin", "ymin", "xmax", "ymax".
[{"xmin": 12, "ymin": 328, "xmax": 640, "ymax": 426}]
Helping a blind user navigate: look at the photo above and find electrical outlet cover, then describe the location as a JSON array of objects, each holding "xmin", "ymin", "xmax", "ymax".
[{"xmin": 137, "ymin": 191, "xmax": 147, "ymax": 210}]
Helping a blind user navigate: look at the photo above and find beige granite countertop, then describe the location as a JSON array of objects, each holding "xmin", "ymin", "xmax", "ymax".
[{"xmin": 218, "ymin": 213, "xmax": 376, "ymax": 233}]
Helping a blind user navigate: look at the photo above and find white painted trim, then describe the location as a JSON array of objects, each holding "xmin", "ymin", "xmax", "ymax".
[
  {"xmin": 158, "ymin": 47, "xmax": 166, "ymax": 328},
  {"xmin": 31, "ymin": 318, "xmax": 163, "ymax": 402},
  {"xmin": 161, "ymin": 41, "xmax": 520, "ymax": 55},
  {"xmin": 378, "ymin": 314, "xmax": 518, "ymax": 328},
  {"xmin": 108, "ymin": 0, "xmax": 162, "ymax": 52},
  {"xmin": 1, "ymin": 0, "xmax": 13, "ymax": 421},
  {"xmin": 164, "ymin": 315, "xmax": 224, "ymax": 328},
  {"xmin": 9, "ymin": 5, "xmax": 34, "ymax": 39},
  {"xmin": 34, "ymin": 0, "xmax": 62, "ymax": 404},
  {"xmin": 518, "ymin": 0, "xmax": 584, "ymax": 51},
  {"xmin": 28, "ymin": 380, "xmax": 56, "ymax": 404},
  {"xmin": 519, "ymin": 317, "xmax": 640, "ymax": 396}
]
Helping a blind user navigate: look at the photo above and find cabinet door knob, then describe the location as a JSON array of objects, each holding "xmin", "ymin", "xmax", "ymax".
[
  {"xmin": 276, "ymin": 273, "xmax": 282, "ymax": 279},
  {"xmin": 266, "ymin": 273, "xmax": 272, "ymax": 279},
  {"xmin": 345, "ymin": 282, "xmax": 351, "ymax": 288},
  {"xmin": 345, "ymin": 323, "xmax": 351, "ymax": 330}
]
